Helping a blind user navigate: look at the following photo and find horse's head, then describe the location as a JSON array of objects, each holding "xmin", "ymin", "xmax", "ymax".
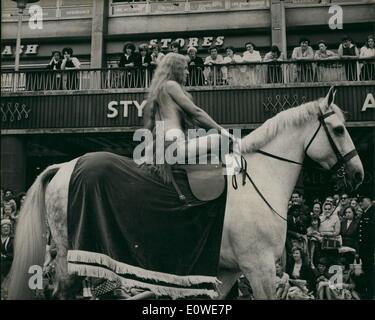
[{"xmin": 304, "ymin": 87, "xmax": 364, "ymax": 192}]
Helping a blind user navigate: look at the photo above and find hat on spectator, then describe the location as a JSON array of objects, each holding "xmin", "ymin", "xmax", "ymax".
[
  {"xmin": 123, "ymin": 42, "xmax": 136, "ymax": 53},
  {"xmin": 1, "ymin": 219, "xmax": 12, "ymax": 227},
  {"xmin": 62, "ymin": 47, "xmax": 73, "ymax": 55},
  {"xmin": 342, "ymin": 35, "xmax": 352, "ymax": 42},
  {"xmin": 317, "ymin": 40, "xmax": 327, "ymax": 47},
  {"xmin": 208, "ymin": 45, "xmax": 218, "ymax": 52},
  {"xmin": 187, "ymin": 46, "xmax": 197, "ymax": 54},
  {"xmin": 318, "ymin": 257, "xmax": 328, "ymax": 267},
  {"xmin": 138, "ymin": 43, "xmax": 149, "ymax": 51}
]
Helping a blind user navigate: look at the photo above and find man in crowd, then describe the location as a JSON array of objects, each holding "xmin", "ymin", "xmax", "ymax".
[
  {"xmin": 334, "ymin": 193, "xmax": 350, "ymax": 219},
  {"xmin": 358, "ymin": 196, "xmax": 374, "ymax": 299}
]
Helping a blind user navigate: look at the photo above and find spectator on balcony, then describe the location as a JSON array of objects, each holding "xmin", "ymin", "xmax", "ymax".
[
  {"xmin": 119, "ymin": 43, "xmax": 137, "ymax": 88},
  {"xmin": 203, "ymin": 46, "xmax": 224, "ymax": 85},
  {"xmin": 314, "ymin": 41, "xmax": 342, "ymax": 82},
  {"xmin": 359, "ymin": 35, "xmax": 375, "ymax": 81},
  {"xmin": 47, "ymin": 50, "xmax": 62, "ymax": 70},
  {"xmin": 119, "ymin": 43, "xmax": 136, "ymax": 68},
  {"xmin": 171, "ymin": 41, "xmax": 182, "ymax": 54},
  {"xmin": 264, "ymin": 45, "xmax": 284, "ymax": 83},
  {"xmin": 222, "ymin": 46, "xmax": 243, "ymax": 85},
  {"xmin": 136, "ymin": 43, "xmax": 152, "ymax": 88},
  {"xmin": 150, "ymin": 43, "xmax": 165, "ymax": 67},
  {"xmin": 292, "ymin": 38, "xmax": 314, "ymax": 83},
  {"xmin": 61, "ymin": 47, "xmax": 81, "ymax": 90},
  {"xmin": 338, "ymin": 36, "xmax": 359, "ymax": 81},
  {"xmin": 242, "ymin": 42, "xmax": 262, "ymax": 85},
  {"xmin": 46, "ymin": 50, "xmax": 62, "ymax": 90},
  {"xmin": 186, "ymin": 46, "xmax": 204, "ymax": 86}
]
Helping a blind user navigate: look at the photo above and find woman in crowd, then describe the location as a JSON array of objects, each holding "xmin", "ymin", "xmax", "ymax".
[
  {"xmin": 340, "ymin": 206, "xmax": 359, "ymax": 250},
  {"xmin": 47, "ymin": 50, "xmax": 62, "ymax": 70},
  {"xmin": 186, "ymin": 46, "xmax": 204, "ymax": 86},
  {"xmin": 136, "ymin": 43, "xmax": 152, "ymax": 87},
  {"xmin": 291, "ymin": 38, "xmax": 314, "ymax": 82},
  {"xmin": 313, "ymin": 258, "xmax": 330, "ymax": 299},
  {"xmin": 222, "ymin": 46, "xmax": 243, "ymax": 85},
  {"xmin": 307, "ymin": 216, "xmax": 322, "ymax": 268},
  {"xmin": 203, "ymin": 46, "xmax": 224, "ymax": 85},
  {"xmin": 359, "ymin": 35, "xmax": 375, "ymax": 80},
  {"xmin": 150, "ymin": 43, "xmax": 165, "ymax": 67},
  {"xmin": 338, "ymin": 36, "xmax": 359, "ymax": 81},
  {"xmin": 60, "ymin": 47, "xmax": 81, "ymax": 90},
  {"xmin": 1, "ymin": 219, "xmax": 14, "ymax": 284},
  {"xmin": 46, "ymin": 50, "xmax": 62, "ymax": 90},
  {"xmin": 119, "ymin": 43, "xmax": 137, "ymax": 88},
  {"xmin": 242, "ymin": 42, "xmax": 262, "ymax": 85},
  {"xmin": 311, "ymin": 201, "xmax": 322, "ymax": 219},
  {"xmin": 286, "ymin": 247, "xmax": 313, "ymax": 293},
  {"xmin": 263, "ymin": 45, "xmax": 284, "ymax": 83},
  {"xmin": 119, "ymin": 42, "xmax": 137, "ymax": 68},
  {"xmin": 314, "ymin": 40, "xmax": 343, "ymax": 81}
]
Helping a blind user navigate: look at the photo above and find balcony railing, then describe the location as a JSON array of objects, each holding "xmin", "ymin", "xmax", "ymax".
[
  {"xmin": 109, "ymin": 0, "xmax": 270, "ymax": 16},
  {"xmin": 1, "ymin": 59, "xmax": 374, "ymax": 93}
]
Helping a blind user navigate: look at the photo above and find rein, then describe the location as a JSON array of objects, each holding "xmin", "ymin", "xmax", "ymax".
[{"xmin": 231, "ymin": 110, "xmax": 358, "ymax": 222}]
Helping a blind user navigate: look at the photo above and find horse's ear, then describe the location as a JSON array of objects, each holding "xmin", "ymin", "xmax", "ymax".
[
  {"xmin": 324, "ymin": 86, "xmax": 337, "ymax": 110},
  {"xmin": 326, "ymin": 86, "xmax": 336, "ymax": 108}
]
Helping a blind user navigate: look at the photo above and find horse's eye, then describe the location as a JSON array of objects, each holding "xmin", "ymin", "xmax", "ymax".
[{"xmin": 334, "ymin": 126, "xmax": 344, "ymax": 135}]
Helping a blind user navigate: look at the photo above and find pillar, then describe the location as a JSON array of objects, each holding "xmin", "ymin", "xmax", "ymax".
[
  {"xmin": 271, "ymin": 0, "xmax": 287, "ymax": 57},
  {"xmin": 1, "ymin": 136, "xmax": 27, "ymax": 193},
  {"xmin": 90, "ymin": 0, "xmax": 108, "ymax": 69}
]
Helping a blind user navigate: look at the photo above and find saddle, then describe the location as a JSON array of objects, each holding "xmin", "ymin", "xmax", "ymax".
[{"xmin": 172, "ymin": 155, "xmax": 226, "ymax": 202}]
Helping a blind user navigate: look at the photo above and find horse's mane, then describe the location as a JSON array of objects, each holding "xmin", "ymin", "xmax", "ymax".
[{"xmin": 241, "ymin": 99, "xmax": 345, "ymax": 154}]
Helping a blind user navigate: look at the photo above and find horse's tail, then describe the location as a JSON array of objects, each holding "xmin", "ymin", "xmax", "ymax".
[{"xmin": 7, "ymin": 164, "xmax": 62, "ymax": 300}]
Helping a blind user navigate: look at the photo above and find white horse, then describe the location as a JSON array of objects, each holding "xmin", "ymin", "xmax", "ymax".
[{"xmin": 7, "ymin": 87, "xmax": 364, "ymax": 300}]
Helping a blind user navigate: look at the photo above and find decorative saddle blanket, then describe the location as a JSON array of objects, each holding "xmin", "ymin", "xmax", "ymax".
[{"xmin": 67, "ymin": 152, "xmax": 227, "ymax": 299}]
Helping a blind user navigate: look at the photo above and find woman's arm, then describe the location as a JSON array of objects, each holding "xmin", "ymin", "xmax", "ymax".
[
  {"xmin": 72, "ymin": 57, "xmax": 81, "ymax": 69},
  {"xmin": 165, "ymin": 80, "xmax": 224, "ymax": 134}
]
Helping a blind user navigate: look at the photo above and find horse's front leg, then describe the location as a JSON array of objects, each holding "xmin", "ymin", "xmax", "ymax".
[{"xmin": 239, "ymin": 252, "xmax": 276, "ymax": 300}]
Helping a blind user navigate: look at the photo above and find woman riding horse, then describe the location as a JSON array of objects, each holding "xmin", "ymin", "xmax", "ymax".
[{"xmin": 142, "ymin": 53, "xmax": 237, "ymax": 183}]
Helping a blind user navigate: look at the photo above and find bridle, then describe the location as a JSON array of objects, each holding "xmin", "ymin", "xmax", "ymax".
[{"xmin": 232, "ymin": 110, "xmax": 358, "ymax": 222}]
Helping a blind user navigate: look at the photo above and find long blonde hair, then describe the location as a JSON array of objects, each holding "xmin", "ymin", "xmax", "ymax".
[{"xmin": 144, "ymin": 53, "xmax": 190, "ymax": 131}]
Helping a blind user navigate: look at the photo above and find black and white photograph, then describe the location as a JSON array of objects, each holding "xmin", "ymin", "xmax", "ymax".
[{"xmin": 1, "ymin": 0, "xmax": 374, "ymax": 310}]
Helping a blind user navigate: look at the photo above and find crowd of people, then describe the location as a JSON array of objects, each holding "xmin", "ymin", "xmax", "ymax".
[
  {"xmin": 238, "ymin": 191, "xmax": 374, "ymax": 300},
  {"xmin": 2, "ymin": 185, "xmax": 374, "ymax": 300},
  {"xmin": 38, "ymin": 34, "xmax": 374, "ymax": 90},
  {"xmin": 1, "ymin": 189, "xmax": 26, "ymax": 286}
]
